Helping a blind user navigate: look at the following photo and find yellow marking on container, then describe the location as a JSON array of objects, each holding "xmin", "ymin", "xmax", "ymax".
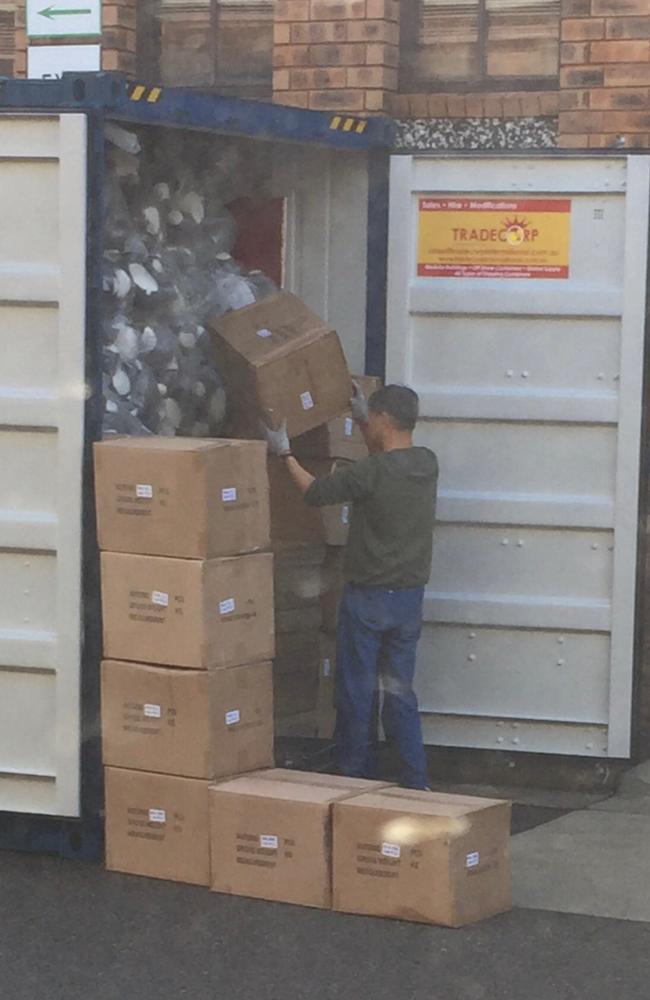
[
  {"xmin": 330, "ymin": 116, "xmax": 343, "ymax": 130},
  {"xmin": 130, "ymin": 84, "xmax": 146, "ymax": 101},
  {"xmin": 355, "ymin": 121, "xmax": 368, "ymax": 133},
  {"xmin": 342, "ymin": 118, "xmax": 354, "ymax": 132},
  {"xmin": 147, "ymin": 87, "xmax": 162, "ymax": 103}
]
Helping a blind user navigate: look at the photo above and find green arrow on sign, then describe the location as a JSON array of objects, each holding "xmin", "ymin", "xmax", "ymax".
[{"xmin": 38, "ymin": 6, "xmax": 92, "ymax": 18}]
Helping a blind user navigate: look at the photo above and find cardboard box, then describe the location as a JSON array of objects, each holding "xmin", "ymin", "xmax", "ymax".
[
  {"xmin": 105, "ymin": 767, "xmax": 210, "ymax": 886},
  {"xmin": 210, "ymin": 292, "xmax": 351, "ymax": 438},
  {"xmin": 101, "ymin": 660, "xmax": 274, "ymax": 779},
  {"xmin": 293, "ymin": 375, "xmax": 382, "ymax": 462},
  {"xmin": 274, "ymin": 543, "xmax": 326, "ymax": 611},
  {"xmin": 332, "ymin": 788, "xmax": 512, "ymax": 927},
  {"xmin": 94, "ymin": 437, "xmax": 270, "ymax": 559},
  {"xmin": 320, "ymin": 546, "xmax": 346, "ymax": 633},
  {"xmin": 101, "ymin": 551, "xmax": 274, "ymax": 669},
  {"xmin": 317, "ymin": 633, "xmax": 337, "ymax": 711},
  {"xmin": 269, "ymin": 457, "xmax": 350, "ymax": 547},
  {"xmin": 209, "ymin": 771, "xmax": 389, "ymax": 908}
]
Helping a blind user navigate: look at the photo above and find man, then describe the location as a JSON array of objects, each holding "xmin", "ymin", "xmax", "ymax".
[{"xmin": 263, "ymin": 383, "xmax": 438, "ymax": 790}]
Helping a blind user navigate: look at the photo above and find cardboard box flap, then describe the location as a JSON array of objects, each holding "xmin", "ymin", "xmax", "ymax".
[
  {"xmin": 254, "ymin": 769, "xmax": 391, "ymax": 795},
  {"xmin": 338, "ymin": 787, "xmax": 510, "ymax": 819},
  {"xmin": 210, "ymin": 293, "xmax": 333, "ymax": 367},
  {"xmin": 95, "ymin": 436, "xmax": 236, "ymax": 454},
  {"xmin": 211, "ymin": 774, "xmax": 367, "ymax": 805}
]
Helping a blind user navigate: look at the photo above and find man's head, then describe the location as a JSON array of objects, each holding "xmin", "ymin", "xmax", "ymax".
[{"xmin": 366, "ymin": 384, "xmax": 419, "ymax": 451}]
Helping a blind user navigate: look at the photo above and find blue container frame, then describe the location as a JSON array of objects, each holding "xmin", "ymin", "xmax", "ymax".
[{"xmin": 0, "ymin": 73, "xmax": 393, "ymax": 859}]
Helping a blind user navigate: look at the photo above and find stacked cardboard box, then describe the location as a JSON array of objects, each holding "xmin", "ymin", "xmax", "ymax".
[{"xmin": 95, "ymin": 437, "xmax": 276, "ymax": 886}]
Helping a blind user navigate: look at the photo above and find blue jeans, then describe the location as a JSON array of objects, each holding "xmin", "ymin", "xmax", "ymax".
[{"xmin": 335, "ymin": 584, "xmax": 428, "ymax": 790}]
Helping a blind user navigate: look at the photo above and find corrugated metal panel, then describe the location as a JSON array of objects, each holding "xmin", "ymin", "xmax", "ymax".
[
  {"xmin": 387, "ymin": 154, "xmax": 650, "ymax": 759},
  {"xmin": 0, "ymin": 114, "xmax": 86, "ymax": 815}
]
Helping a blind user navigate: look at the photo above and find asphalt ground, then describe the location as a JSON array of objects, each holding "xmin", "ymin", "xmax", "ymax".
[{"xmin": 2, "ymin": 844, "xmax": 650, "ymax": 1000}]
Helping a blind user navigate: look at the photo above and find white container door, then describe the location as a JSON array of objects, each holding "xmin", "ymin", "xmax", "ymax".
[
  {"xmin": 387, "ymin": 155, "xmax": 650, "ymax": 759},
  {"xmin": 0, "ymin": 114, "xmax": 87, "ymax": 814}
]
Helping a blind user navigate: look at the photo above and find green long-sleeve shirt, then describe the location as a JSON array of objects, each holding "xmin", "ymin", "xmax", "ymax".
[{"xmin": 304, "ymin": 447, "xmax": 438, "ymax": 589}]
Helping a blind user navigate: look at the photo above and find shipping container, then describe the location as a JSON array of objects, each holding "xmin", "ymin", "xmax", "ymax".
[
  {"xmin": 0, "ymin": 73, "xmax": 391, "ymax": 857},
  {"xmin": 2, "ymin": 74, "xmax": 650, "ymax": 859}
]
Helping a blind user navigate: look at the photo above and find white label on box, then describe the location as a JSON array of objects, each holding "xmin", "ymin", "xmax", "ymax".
[
  {"xmin": 222, "ymin": 487, "xmax": 238, "ymax": 503},
  {"xmin": 260, "ymin": 835, "xmax": 278, "ymax": 850},
  {"xmin": 144, "ymin": 703, "xmax": 162, "ymax": 719},
  {"xmin": 136, "ymin": 484, "xmax": 153, "ymax": 499},
  {"xmin": 466, "ymin": 852, "xmax": 480, "ymax": 869},
  {"xmin": 300, "ymin": 391, "xmax": 314, "ymax": 411},
  {"xmin": 381, "ymin": 842, "xmax": 401, "ymax": 859},
  {"xmin": 151, "ymin": 591, "xmax": 169, "ymax": 608},
  {"xmin": 344, "ymin": 417, "xmax": 354, "ymax": 437},
  {"xmin": 149, "ymin": 809, "xmax": 166, "ymax": 824},
  {"xmin": 219, "ymin": 598, "xmax": 236, "ymax": 616},
  {"xmin": 341, "ymin": 505, "xmax": 350, "ymax": 525},
  {"xmin": 225, "ymin": 709, "xmax": 241, "ymax": 726},
  {"xmin": 256, "ymin": 328, "xmax": 272, "ymax": 339},
  {"xmin": 322, "ymin": 658, "xmax": 332, "ymax": 678}
]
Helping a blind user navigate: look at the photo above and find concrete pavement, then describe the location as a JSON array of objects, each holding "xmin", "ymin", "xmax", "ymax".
[
  {"xmin": 511, "ymin": 761, "xmax": 650, "ymax": 922},
  {"xmin": 2, "ymin": 847, "xmax": 650, "ymax": 1000}
]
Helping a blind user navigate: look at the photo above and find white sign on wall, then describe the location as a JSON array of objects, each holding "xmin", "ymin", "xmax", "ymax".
[
  {"xmin": 28, "ymin": 44, "xmax": 101, "ymax": 79},
  {"xmin": 26, "ymin": 1, "xmax": 102, "ymax": 39}
]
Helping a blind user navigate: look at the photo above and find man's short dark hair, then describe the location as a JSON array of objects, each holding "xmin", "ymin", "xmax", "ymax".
[{"xmin": 368, "ymin": 385, "xmax": 419, "ymax": 432}]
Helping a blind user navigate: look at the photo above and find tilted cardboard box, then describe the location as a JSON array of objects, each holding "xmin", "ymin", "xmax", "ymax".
[{"xmin": 210, "ymin": 292, "xmax": 351, "ymax": 438}]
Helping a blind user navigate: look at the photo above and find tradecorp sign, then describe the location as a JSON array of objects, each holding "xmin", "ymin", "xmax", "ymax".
[
  {"xmin": 417, "ymin": 197, "xmax": 572, "ymax": 280},
  {"xmin": 26, "ymin": 1, "xmax": 102, "ymax": 38}
]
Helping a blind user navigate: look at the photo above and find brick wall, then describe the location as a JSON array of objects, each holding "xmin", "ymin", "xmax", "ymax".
[
  {"xmin": 559, "ymin": 0, "xmax": 650, "ymax": 149},
  {"xmin": 392, "ymin": 91, "xmax": 560, "ymax": 119},
  {"xmin": 272, "ymin": 0, "xmax": 400, "ymax": 113}
]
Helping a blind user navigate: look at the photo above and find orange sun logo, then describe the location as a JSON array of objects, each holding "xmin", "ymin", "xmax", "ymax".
[{"xmin": 503, "ymin": 216, "xmax": 529, "ymax": 246}]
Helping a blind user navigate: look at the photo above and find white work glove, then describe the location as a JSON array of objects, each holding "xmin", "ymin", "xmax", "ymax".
[
  {"xmin": 350, "ymin": 379, "xmax": 369, "ymax": 424},
  {"xmin": 259, "ymin": 418, "xmax": 291, "ymax": 457}
]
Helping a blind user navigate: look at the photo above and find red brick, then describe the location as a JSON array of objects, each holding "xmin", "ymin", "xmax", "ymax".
[
  {"xmin": 559, "ymin": 109, "xmax": 605, "ymax": 132},
  {"xmin": 275, "ymin": 1, "xmax": 311, "ymax": 21},
  {"xmin": 521, "ymin": 94, "xmax": 544, "ymax": 115},
  {"xmin": 274, "ymin": 23, "xmax": 292, "ymax": 44},
  {"xmin": 562, "ymin": 19, "xmax": 606, "ymax": 40},
  {"xmin": 346, "ymin": 65, "xmax": 396, "ymax": 88},
  {"xmin": 290, "ymin": 66, "xmax": 348, "ymax": 88},
  {"xmin": 365, "ymin": 42, "xmax": 399, "ymax": 66},
  {"xmin": 561, "ymin": 65, "xmax": 606, "ymax": 86},
  {"xmin": 560, "ymin": 88, "xmax": 591, "ymax": 109},
  {"xmin": 562, "ymin": 0, "xmax": 591, "ymax": 14},
  {"xmin": 483, "ymin": 95, "xmax": 505, "ymax": 117},
  {"xmin": 310, "ymin": 43, "xmax": 367, "ymax": 65},
  {"xmin": 274, "ymin": 45, "xmax": 311, "ymax": 67},
  {"xmin": 603, "ymin": 109, "xmax": 650, "ymax": 130},
  {"xmin": 587, "ymin": 134, "xmax": 614, "ymax": 147},
  {"xmin": 589, "ymin": 86, "xmax": 649, "ymax": 107},
  {"xmin": 561, "ymin": 42, "xmax": 590, "ymax": 62},
  {"xmin": 539, "ymin": 92, "xmax": 561, "ymax": 114},
  {"xmin": 558, "ymin": 133, "xmax": 591, "ymax": 148},
  {"xmin": 366, "ymin": 0, "xmax": 400, "ymax": 20},
  {"xmin": 311, "ymin": 1, "xmax": 366, "ymax": 19},
  {"xmin": 446, "ymin": 95, "xmax": 468, "ymax": 117},
  {"xmin": 423, "ymin": 94, "xmax": 449, "ymax": 116},
  {"xmin": 275, "ymin": 90, "xmax": 310, "ymax": 108},
  {"xmin": 347, "ymin": 20, "xmax": 399, "ymax": 43},
  {"xmin": 291, "ymin": 21, "xmax": 348, "ymax": 43},
  {"xmin": 102, "ymin": 50, "xmax": 136, "ymax": 73},
  {"xmin": 606, "ymin": 16, "xmax": 650, "ymax": 38},
  {"xmin": 103, "ymin": 5, "xmax": 136, "ymax": 29},
  {"xmin": 308, "ymin": 88, "xmax": 365, "ymax": 110},
  {"xmin": 464, "ymin": 94, "xmax": 485, "ymax": 117},
  {"xmin": 590, "ymin": 39, "xmax": 650, "ymax": 60},
  {"xmin": 273, "ymin": 69, "xmax": 291, "ymax": 91},
  {"xmin": 408, "ymin": 93, "xmax": 430, "ymax": 116},
  {"xmin": 364, "ymin": 89, "xmax": 390, "ymax": 111},
  {"xmin": 604, "ymin": 62, "xmax": 650, "ymax": 84},
  {"xmin": 592, "ymin": 0, "xmax": 650, "ymax": 13},
  {"xmin": 389, "ymin": 94, "xmax": 410, "ymax": 116}
]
